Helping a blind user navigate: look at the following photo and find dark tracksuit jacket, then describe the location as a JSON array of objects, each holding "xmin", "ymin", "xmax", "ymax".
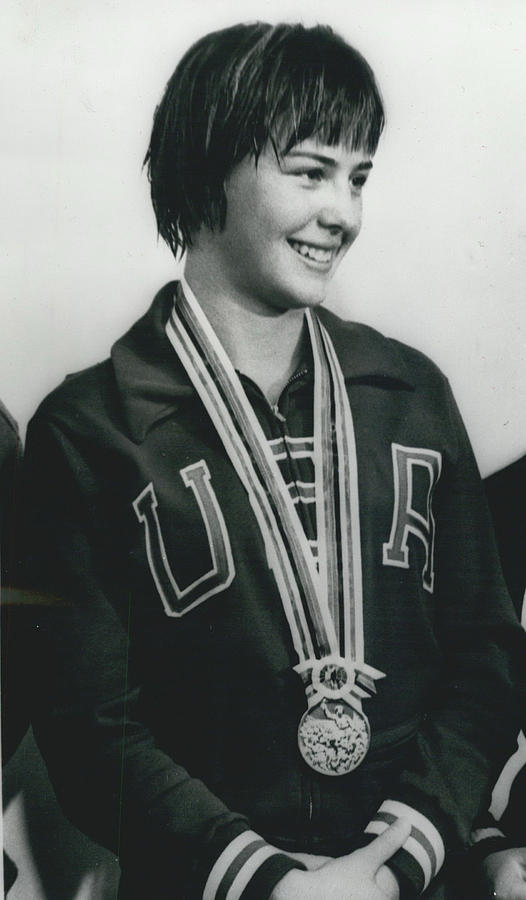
[
  {"xmin": 22, "ymin": 284, "xmax": 524, "ymax": 899},
  {"xmin": 470, "ymin": 456, "xmax": 526, "ymax": 861},
  {"xmin": 0, "ymin": 399, "xmax": 20, "ymax": 597},
  {"xmin": 1, "ymin": 400, "xmax": 27, "ymax": 762},
  {"xmin": 1, "ymin": 400, "xmax": 27, "ymax": 895}
]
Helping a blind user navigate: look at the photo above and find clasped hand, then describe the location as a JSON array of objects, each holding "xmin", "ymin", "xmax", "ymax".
[
  {"xmin": 271, "ymin": 818, "xmax": 411, "ymax": 900},
  {"xmin": 481, "ymin": 847, "xmax": 526, "ymax": 900}
]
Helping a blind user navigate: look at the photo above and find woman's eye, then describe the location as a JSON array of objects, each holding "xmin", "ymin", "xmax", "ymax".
[
  {"xmin": 300, "ymin": 168, "xmax": 324, "ymax": 182},
  {"xmin": 351, "ymin": 174, "xmax": 368, "ymax": 189}
]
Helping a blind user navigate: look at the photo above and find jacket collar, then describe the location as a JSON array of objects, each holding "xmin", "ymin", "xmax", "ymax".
[
  {"xmin": 112, "ymin": 282, "xmax": 415, "ymax": 443},
  {"xmin": 316, "ymin": 305, "xmax": 415, "ymax": 388}
]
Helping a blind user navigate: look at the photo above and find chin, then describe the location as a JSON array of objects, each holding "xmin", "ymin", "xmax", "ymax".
[
  {"xmin": 271, "ymin": 293, "xmax": 326, "ymax": 313},
  {"xmin": 292, "ymin": 289, "xmax": 328, "ymax": 310},
  {"xmin": 277, "ymin": 280, "xmax": 330, "ymax": 311}
]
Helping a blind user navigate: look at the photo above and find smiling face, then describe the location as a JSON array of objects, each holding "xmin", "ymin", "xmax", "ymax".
[{"xmin": 191, "ymin": 138, "xmax": 373, "ymax": 314}]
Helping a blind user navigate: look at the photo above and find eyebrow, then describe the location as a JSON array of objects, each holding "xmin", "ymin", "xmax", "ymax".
[{"xmin": 285, "ymin": 151, "xmax": 373, "ymax": 170}]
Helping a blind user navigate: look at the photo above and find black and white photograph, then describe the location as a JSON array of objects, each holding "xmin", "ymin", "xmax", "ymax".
[{"xmin": 3, "ymin": 2, "xmax": 526, "ymax": 899}]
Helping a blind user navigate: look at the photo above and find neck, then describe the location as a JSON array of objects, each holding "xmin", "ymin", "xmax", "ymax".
[{"xmin": 183, "ymin": 256, "xmax": 307, "ymax": 405}]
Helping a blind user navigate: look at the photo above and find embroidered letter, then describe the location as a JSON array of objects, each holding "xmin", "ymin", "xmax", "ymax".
[
  {"xmin": 382, "ymin": 444, "xmax": 442, "ymax": 592},
  {"xmin": 133, "ymin": 460, "xmax": 235, "ymax": 616}
]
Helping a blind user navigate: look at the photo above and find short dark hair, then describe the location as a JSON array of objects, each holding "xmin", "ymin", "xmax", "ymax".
[{"xmin": 145, "ymin": 22, "xmax": 385, "ymax": 257}]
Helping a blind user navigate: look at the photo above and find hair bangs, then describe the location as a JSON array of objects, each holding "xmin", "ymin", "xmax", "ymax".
[
  {"xmin": 267, "ymin": 82, "xmax": 384, "ymax": 159},
  {"xmin": 259, "ymin": 29, "xmax": 384, "ymax": 158}
]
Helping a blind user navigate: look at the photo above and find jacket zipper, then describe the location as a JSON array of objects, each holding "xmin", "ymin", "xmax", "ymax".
[{"xmin": 269, "ymin": 371, "xmax": 315, "ymax": 828}]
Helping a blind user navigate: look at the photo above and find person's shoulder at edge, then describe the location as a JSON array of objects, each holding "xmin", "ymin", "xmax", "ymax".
[
  {"xmin": 0, "ymin": 400, "xmax": 19, "ymax": 437},
  {"xmin": 485, "ymin": 453, "xmax": 526, "ymax": 489},
  {"xmin": 0, "ymin": 400, "xmax": 20, "ymax": 460}
]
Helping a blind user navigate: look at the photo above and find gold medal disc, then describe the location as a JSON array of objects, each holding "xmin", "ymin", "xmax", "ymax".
[{"xmin": 298, "ymin": 697, "xmax": 370, "ymax": 776}]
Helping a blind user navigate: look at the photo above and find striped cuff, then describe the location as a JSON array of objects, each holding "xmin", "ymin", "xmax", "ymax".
[
  {"xmin": 471, "ymin": 826, "xmax": 506, "ymax": 844},
  {"xmin": 365, "ymin": 799, "xmax": 445, "ymax": 893},
  {"xmin": 202, "ymin": 830, "xmax": 303, "ymax": 900},
  {"xmin": 468, "ymin": 827, "xmax": 515, "ymax": 866}
]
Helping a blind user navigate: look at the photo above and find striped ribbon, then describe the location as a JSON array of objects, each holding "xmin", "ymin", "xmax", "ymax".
[{"xmin": 166, "ymin": 280, "xmax": 383, "ymax": 709}]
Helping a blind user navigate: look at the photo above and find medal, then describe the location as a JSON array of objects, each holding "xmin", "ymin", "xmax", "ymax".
[
  {"xmin": 297, "ymin": 656, "xmax": 371, "ymax": 775},
  {"xmin": 166, "ymin": 280, "xmax": 385, "ymax": 775},
  {"xmin": 298, "ymin": 699, "xmax": 370, "ymax": 777}
]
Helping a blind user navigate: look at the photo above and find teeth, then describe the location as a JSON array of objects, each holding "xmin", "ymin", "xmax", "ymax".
[{"xmin": 290, "ymin": 241, "xmax": 333, "ymax": 263}]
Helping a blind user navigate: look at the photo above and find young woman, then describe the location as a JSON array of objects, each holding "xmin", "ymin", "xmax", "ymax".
[{"xmin": 22, "ymin": 23, "xmax": 524, "ymax": 900}]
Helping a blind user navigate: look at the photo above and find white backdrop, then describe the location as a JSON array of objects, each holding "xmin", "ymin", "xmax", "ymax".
[{"xmin": 2, "ymin": 2, "xmax": 526, "ymax": 898}]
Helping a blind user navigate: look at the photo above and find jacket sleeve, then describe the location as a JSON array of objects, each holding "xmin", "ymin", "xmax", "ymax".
[
  {"xmin": 468, "ymin": 457, "xmax": 526, "ymax": 861},
  {"xmin": 363, "ymin": 380, "xmax": 526, "ymax": 897},
  {"xmin": 23, "ymin": 413, "xmax": 303, "ymax": 900},
  {"xmin": 0, "ymin": 401, "xmax": 30, "ymax": 764},
  {"xmin": 0, "ymin": 400, "xmax": 21, "ymax": 586},
  {"xmin": 484, "ymin": 456, "xmax": 526, "ymax": 615},
  {"xmin": 469, "ymin": 760, "xmax": 526, "ymax": 863}
]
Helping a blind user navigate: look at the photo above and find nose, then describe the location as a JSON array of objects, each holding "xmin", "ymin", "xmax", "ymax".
[{"xmin": 317, "ymin": 186, "xmax": 362, "ymax": 239}]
